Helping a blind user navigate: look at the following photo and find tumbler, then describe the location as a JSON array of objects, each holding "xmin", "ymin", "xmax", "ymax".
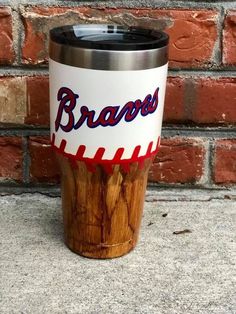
[{"xmin": 49, "ymin": 24, "xmax": 168, "ymax": 258}]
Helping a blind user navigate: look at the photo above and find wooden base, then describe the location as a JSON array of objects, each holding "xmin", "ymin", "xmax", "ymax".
[
  {"xmin": 57, "ymin": 155, "xmax": 152, "ymax": 259},
  {"xmin": 67, "ymin": 239, "xmax": 136, "ymax": 259}
]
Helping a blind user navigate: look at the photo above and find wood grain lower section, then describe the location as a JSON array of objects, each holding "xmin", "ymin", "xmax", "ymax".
[{"xmin": 57, "ymin": 155, "xmax": 152, "ymax": 259}]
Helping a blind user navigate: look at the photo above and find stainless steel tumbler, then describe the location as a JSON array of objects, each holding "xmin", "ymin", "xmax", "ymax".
[{"xmin": 49, "ymin": 25, "xmax": 168, "ymax": 258}]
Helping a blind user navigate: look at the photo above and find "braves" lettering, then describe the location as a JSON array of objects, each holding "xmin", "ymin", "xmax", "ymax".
[{"xmin": 55, "ymin": 87, "xmax": 159, "ymax": 132}]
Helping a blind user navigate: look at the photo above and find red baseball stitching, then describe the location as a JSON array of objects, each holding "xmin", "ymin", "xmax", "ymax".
[{"xmin": 51, "ymin": 133, "xmax": 160, "ymax": 174}]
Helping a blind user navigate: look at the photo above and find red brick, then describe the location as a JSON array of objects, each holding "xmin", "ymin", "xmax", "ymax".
[
  {"xmin": 213, "ymin": 139, "xmax": 236, "ymax": 184},
  {"xmin": 223, "ymin": 11, "xmax": 236, "ymax": 65},
  {"xmin": 29, "ymin": 136, "xmax": 60, "ymax": 183},
  {"xmin": 0, "ymin": 7, "xmax": 15, "ymax": 64},
  {"xmin": 155, "ymin": 9, "xmax": 218, "ymax": 68},
  {"xmin": 21, "ymin": 7, "xmax": 90, "ymax": 64},
  {"xmin": 21, "ymin": 7, "xmax": 218, "ymax": 68},
  {"xmin": 193, "ymin": 78, "xmax": 236, "ymax": 124},
  {"xmin": 163, "ymin": 77, "xmax": 185, "ymax": 122},
  {"xmin": 0, "ymin": 77, "xmax": 27, "ymax": 124},
  {"xmin": 148, "ymin": 138, "xmax": 205, "ymax": 184},
  {"xmin": 25, "ymin": 76, "xmax": 49, "ymax": 126},
  {"xmin": 0, "ymin": 137, "xmax": 23, "ymax": 181},
  {"xmin": 164, "ymin": 77, "xmax": 236, "ymax": 125},
  {"xmin": 21, "ymin": 74, "xmax": 236, "ymax": 126}
]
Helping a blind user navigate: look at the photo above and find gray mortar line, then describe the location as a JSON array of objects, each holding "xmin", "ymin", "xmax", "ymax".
[
  {"xmin": 0, "ymin": 1, "xmax": 236, "ymax": 10},
  {"xmin": 0, "ymin": 67, "xmax": 49, "ymax": 76},
  {"xmin": 162, "ymin": 127, "xmax": 236, "ymax": 138},
  {"xmin": 17, "ymin": 2, "xmax": 25, "ymax": 66},
  {"xmin": 198, "ymin": 139, "xmax": 211, "ymax": 186},
  {"xmin": 202, "ymin": 139, "xmax": 214, "ymax": 185},
  {"xmin": 22, "ymin": 136, "xmax": 30, "ymax": 183},
  {"xmin": 0, "ymin": 0, "xmax": 235, "ymax": 10},
  {"xmin": 209, "ymin": 138, "xmax": 216, "ymax": 184},
  {"xmin": 220, "ymin": 5, "xmax": 227, "ymax": 65},
  {"xmin": 219, "ymin": 6, "xmax": 226, "ymax": 66},
  {"xmin": 168, "ymin": 69, "xmax": 236, "ymax": 77},
  {"xmin": 10, "ymin": 2, "xmax": 25, "ymax": 67},
  {"xmin": 11, "ymin": 6, "xmax": 21, "ymax": 65},
  {"xmin": 0, "ymin": 128, "xmax": 50, "ymax": 136},
  {"xmin": 148, "ymin": 181, "xmax": 236, "ymax": 191},
  {"xmin": 0, "ymin": 68, "xmax": 236, "ymax": 77},
  {"xmin": 3, "ymin": 1, "xmax": 236, "ymax": 10},
  {"xmin": 1, "ymin": 126, "xmax": 236, "ymax": 138},
  {"xmin": 0, "ymin": 184, "xmax": 235, "ymax": 198},
  {"xmin": 0, "ymin": 185, "xmax": 60, "ymax": 196},
  {"xmin": 212, "ymin": 5, "xmax": 225, "ymax": 67},
  {"xmin": 164, "ymin": 125, "xmax": 236, "ymax": 136}
]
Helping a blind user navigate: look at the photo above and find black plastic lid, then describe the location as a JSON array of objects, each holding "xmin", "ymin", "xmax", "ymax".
[{"xmin": 50, "ymin": 24, "xmax": 169, "ymax": 51}]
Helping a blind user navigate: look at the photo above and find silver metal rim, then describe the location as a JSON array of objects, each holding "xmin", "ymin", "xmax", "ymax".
[{"xmin": 49, "ymin": 40, "xmax": 168, "ymax": 71}]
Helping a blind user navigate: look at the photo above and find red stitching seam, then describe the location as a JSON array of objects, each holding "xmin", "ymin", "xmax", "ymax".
[{"xmin": 51, "ymin": 133, "xmax": 160, "ymax": 173}]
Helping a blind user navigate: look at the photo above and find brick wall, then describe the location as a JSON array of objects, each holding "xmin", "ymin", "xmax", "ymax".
[{"xmin": 0, "ymin": 1, "xmax": 236, "ymax": 191}]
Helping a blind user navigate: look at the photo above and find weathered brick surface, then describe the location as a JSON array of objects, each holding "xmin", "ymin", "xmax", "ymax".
[
  {"xmin": 0, "ymin": 75, "xmax": 234, "ymax": 128},
  {"xmin": 29, "ymin": 136, "xmax": 60, "ymax": 183},
  {"xmin": 0, "ymin": 3, "xmax": 235, "ymax": 188},
  {"xmin": 24, "ymin": 75, "xmax": 236, "ymax": 127},
  {"xmin": 21, "ymin": 7, "xmax": 90, "ymax": 64},
  {"xmin": 193, "ymin": 78, "xmax": 236, "ymax": 124},
  {"xmin": 21, "ymin": 7, "xmax": 218, "ymax": 68},
  {"xmin": 163, "ymin": 77, "xmax": 185, "ymax": 123},
  {"xmin": 29, "ymin": 135, "xmax": 206, "ymax": 185},
  {"xmin": 0, "ymin": 7, "xmax": 15, "ymax": 64},
  {"xmin": 164, "ymin": 77, "xmax": 236, "ymax": 125},
  {"xmin": 213, "ymin": 139, "xmax": 236, "ymax": 184},
  {"xmin": 0, "ymin": 77, "xmax": 26, "ymax": 124},
  {"xmin": 148, "ymin": 138, "xmax": 205, "ymax": 184},
  {"xmin": 223, "ymin": 11, "xmax": 236, "ymax": 65},
  {"xmin": 0, "ymin": 137, "xmax": 23, "ymax": 181},
  {"xmin": 155, "ymin": 9, "xmax": 218, "ymax": 68},
  {"xmin": 25, "ymin": 76, "xmax": 49, "ymax": 126}
]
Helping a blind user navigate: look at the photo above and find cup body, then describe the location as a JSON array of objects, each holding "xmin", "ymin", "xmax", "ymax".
[{"xmin": 49, "ymin": 25, "xmax": 168, "ymax": 258}]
